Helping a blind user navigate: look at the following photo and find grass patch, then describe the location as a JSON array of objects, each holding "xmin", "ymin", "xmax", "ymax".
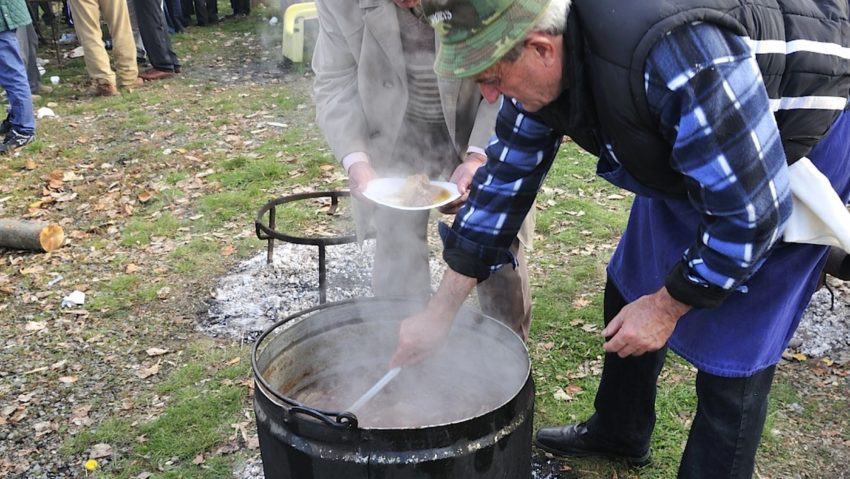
[
  {"xmin": 62, "ymin": 342, "xmax": 252, "ymax": 478},
  {"xmin": 121, "ymin": 214, "xmax": 182, "ymax": 247}
]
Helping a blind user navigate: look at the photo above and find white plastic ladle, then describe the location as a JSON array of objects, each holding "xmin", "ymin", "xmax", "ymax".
[{"xmin": 345, "ymin": 367, "xmax": 402, "ymax": 413}]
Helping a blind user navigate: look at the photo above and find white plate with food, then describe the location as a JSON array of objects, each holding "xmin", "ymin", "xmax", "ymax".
[{"xmin": 363, "ymin": 175, "xmax": 461, "ymax": 211}]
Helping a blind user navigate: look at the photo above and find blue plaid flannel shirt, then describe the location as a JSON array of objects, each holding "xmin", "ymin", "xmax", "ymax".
[{"xmin": 440, "ymin": 22, "xmax": 792, "ymax": 301}]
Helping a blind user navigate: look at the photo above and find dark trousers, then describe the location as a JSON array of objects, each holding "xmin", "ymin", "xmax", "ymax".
[
  {"xmin": 163, "ymin": 0, "xmax": 186, "ymax": 33},
  {"xmin": 206, "ymin": 0, "xmax": 218, "ymax": 24},
  {"xmin": 135, "ymin": 0, "xmax": 180, "ymax": 72},
  {"xmin": 183, "ymin": 0, "xmax": 208, "ymax": 26},
  {"xmin": 229, "ymin": 0, "xmax": 249, "ymax": 15},
  {"xmin": 587, "ymin": 279, "xmax": 775, "ymax": 479},
  {"xmin": 16, "ymin": 24, "xmax": 40, "ymax": 93}
]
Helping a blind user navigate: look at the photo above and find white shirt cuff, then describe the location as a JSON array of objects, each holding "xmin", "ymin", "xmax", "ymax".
[
  {"xmin": 466, "ymin": 146, "xmax": 486, "ymax": 158},
  {"xmin": 341, "ymin": 152, "xmax": 369, "ymax": 174}
]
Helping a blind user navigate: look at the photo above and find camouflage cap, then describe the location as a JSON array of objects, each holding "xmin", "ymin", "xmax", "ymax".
[{"xmin": 422, "ymin": 0, "xmax": 551, "ymax": 78}]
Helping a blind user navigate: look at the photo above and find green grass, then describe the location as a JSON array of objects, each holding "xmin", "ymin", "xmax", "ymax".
[
  {"xmin": 63, "ymin": 344, "xmax": 252, "ymax": 478},
  {"xmin": 121, "ymin": 214, "xmax": 182, "ymax": 247}
]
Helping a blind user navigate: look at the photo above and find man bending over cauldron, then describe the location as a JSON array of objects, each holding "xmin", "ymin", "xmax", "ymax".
[{"xmin": 390, "ymin": 0, "xmax": 850, "ymax": 477}]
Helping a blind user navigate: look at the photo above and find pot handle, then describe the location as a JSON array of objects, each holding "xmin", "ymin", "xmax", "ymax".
[{"xmin": 289, "ymin": 405, "xmax": 359, "ymax": 430}]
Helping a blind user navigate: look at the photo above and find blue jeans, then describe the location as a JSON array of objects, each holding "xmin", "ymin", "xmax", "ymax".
[
  {"xmin": 587, "ymin": 279, "xmax": 775, "ymax": 478},
  {"xmin": 0, "ymin": 30, "xmax": 35, "ymax": 135}
]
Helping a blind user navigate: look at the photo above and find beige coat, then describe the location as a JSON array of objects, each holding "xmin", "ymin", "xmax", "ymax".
[{"xmin": 311, "ymin": 0, "xmax": 497, "ymax": 172}]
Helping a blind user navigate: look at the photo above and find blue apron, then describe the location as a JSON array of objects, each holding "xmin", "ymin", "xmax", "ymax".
[{"xmin": 604, "ymin": 109, "xmax": 850, "ymax": 377}]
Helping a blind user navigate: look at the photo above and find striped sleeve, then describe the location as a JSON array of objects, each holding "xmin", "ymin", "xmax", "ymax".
[
  {"xmin": 441, "ymin": 97, "xmax": 562, "ymax": 280},
  {"xmin": 645, "ymin": 22, "xmax": 792, "ymax": 308}
]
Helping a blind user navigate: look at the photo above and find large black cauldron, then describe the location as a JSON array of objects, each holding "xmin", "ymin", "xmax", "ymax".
[{"xmin": 252, "ymin": 297, "xmax": 534, "ymax": 478}]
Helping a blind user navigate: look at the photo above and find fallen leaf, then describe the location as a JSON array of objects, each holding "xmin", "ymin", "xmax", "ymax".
[
  {"xmin": 553, "ymin": 388, "xmax": 572, "ymax": 401},
  {"xmin": 126, "ymin": 264, "xmax": 140, "ymax": 274},
  {"xmin": 221, "ymin": 245, "xmax": 236, "ymax": 256},
  {"xmin": 581, "ymin": 323, "xmax": 599, "ymax": 333},
  {"xmin": 58, "ymin": 376, "xmax": 78, "ymax": 384},
  {"xmin": 24, "ymin": 159, "xmax": 36, "ymax": 170},
  {"xmin": 137, "ymin": 363, "xmax": 160, "ymax": 379},
  {"xmin": 138, "ymin": 191, "xmax": 154, "ymax": 203},
  {"xmin": 145, "ymin": 347, "xmax": 169, "ymax": 357},
  {"xmin": 46, "ymin": 170, "xmax": 64, "ymax": 190},
  {"xmin": 564, "ymin": 384, "xmax": 584, "ymax": 396},
  {"xmin": 89, "ymin": 443, "xmax": 113, "ymax": 459},
  {"xmin": 213, "ymin": 441, "xmax": 240, "ymax": 455},
  {"xmin": 192, "ymin": 454, "xmax": 205, "ymax": 465},
  {"xmin": 24, "ymin": 321, "xmax": 47, "ymax": 332},
  {"xmin": 572, "ymin": 297, "xmax": 591, "ymax": 308}
]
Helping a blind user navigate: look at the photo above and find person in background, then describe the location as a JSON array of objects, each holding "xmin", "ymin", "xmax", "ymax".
[
  {"xmin": 162, "ymin": 0, "xmax": 186, "ymax": 33},
  {"xmin": 394, "ymin": 0, "xmax": 850, "ymax": 477},
  {"xmin": 126, "ymin": 0, "xmax": 150, "ymax": 68},
  {"xmin": 133, "ymin": 0, "xmax": 181, "ymax": 80},
  {"xmin": 0, "ymin": 0, "xmax": 35, "ymax": 154},
  {"xmin": 16, "ymin": 21, "xmax": 49, "ymax": 97},
  {"xmin": 182, "ymin": 0, "xmax": 212, "ymax": 26},
  {"xmin": 68, "ymin": 0, "xmax": 142, "ymax": 95},
  {"xmin": 228, "ymin": 0, "xmax": 249, "ymax": 18},
  {"xmin": 203, "ymin": 0, "xmax": 218, "ymax": 25},
  {"xmin": 312, "ymin": 0, "xmax": 534, "ymax": 339}
]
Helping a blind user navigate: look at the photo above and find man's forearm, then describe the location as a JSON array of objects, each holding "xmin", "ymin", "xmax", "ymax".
[{"xmin": 429, "ymin": 267, "xmax": 478, "ymax": 320}]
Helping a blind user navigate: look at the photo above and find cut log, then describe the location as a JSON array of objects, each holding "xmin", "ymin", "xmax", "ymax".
[{"xmin": 0, "ymin": 219, "xmax": 65, "ymax": 252}]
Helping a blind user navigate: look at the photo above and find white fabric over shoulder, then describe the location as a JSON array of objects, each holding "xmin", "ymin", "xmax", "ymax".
[{"xmin": 784, "ymin": 157, "xmax": 850, "ymax": 251}]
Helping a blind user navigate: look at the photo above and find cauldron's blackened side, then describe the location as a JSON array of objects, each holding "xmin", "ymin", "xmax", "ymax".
[{"xmin": 252, "ymin": 298, "xmax": 535, "ymax": 479}]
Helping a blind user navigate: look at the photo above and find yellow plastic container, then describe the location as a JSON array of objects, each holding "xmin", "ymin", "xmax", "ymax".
[{"xmin": 282, "ymin": 2, "xmax": 318, "ymax": 63}]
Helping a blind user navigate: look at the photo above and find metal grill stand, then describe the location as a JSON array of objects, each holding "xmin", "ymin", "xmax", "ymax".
[{"xmin": 255, "ymin": 191, "xmax": 369, "ymax": 304}]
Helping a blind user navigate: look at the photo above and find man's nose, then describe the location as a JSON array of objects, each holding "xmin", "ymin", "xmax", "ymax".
[{"xmin": 479, "ymin": 84, "xmax": 501, "ymax": 103}]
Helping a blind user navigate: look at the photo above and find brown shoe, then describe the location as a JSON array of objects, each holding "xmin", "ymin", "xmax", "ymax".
[
  {"xmin": 139, "ymin": 68, "xmax": 175, "ymax": 81},
  {"xmin": 91, "ymin": 81, "xmax": 119, "ymax": 97},
  {"xmin": 120, "ymin": 77, "xmax": 145, "ymax": 92}
]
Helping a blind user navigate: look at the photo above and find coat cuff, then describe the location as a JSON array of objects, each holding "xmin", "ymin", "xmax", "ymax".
[
  {"xmin": 439, "ymin": 222, "xmax": 515, "ymax": 282},
  {"xmin": 664, "ymin": 262, "xmax": 730, "ymax": 309}
]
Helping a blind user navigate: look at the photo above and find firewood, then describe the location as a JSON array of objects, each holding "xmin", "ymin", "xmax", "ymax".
[{"xmin": 0, "ymin": 219, "xmax": 65, "ymax": 252}]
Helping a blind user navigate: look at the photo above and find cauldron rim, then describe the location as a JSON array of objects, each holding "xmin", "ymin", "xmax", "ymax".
[{"xmin": 251, "ymin": 296, "xmax": 531, "ymax": 431}]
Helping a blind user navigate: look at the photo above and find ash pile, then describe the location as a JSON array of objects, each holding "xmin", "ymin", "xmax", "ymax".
[{"xmin": 201, "ymin": 241, "xmax": 445, "ymax": 341}]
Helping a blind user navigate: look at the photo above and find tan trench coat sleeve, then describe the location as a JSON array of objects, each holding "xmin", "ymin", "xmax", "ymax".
[{"xmin": 311, "ymin": 0, "xmax": 373, "ymax": 163}]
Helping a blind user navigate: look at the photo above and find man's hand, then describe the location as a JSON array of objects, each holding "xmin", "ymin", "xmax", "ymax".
[
  {"xmin": 602, "ymin": 287, "xmax": 691, "ymax": 357},
  {"xmin": 390, "ymin": 308, "xmax": 454, "ymax": 368},
  {"xmin": 439, "ymin": 152, "xmax": 487, "ymax": 214},
  {"xmin": 390, "ymin": 269, "xmax": 478, "ymax": 368},
  {"xmin": 348, "ymin": 161, "xmax": 376, "ymax": 201}
]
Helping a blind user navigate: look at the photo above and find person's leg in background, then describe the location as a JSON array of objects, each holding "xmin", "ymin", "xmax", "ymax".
[
  {"xmin": 371, "ymin": 207, "xmax": 432, "ymax": 301},
  {"xmin": 68, "ymin": 0, "xmax": 118, "ymax": 93},
  {"xmin": 16, "ymin": 23, "xmax": 42, "ymax": 94},
  {"xmin": 97, "ymin": 0, "xmax": 139, "ymax": 89},
  {"xmin": 0, "ymin": 29, "xmax": 35, "ymax": 153},
  {"xmin": 135, "ymin": 0, "xmax": 180, "ymax": 79},
  {"xmin": 476, "ymin": 240, "xmax": 532, "ymax": 340},
  {"xmin": 163, "ymin": 0, "xmax": 186, "ymax": 33},
  {"xmin": 205, "ymin": 0, "xmax": 218, "ymax": 24},
  {"xmin": 191, "ymin": 0, "xmax": 208, "ymax": 26},
  {"xmin": 125, "ymin": 0, "xmax": 149, "ymax": 67}
]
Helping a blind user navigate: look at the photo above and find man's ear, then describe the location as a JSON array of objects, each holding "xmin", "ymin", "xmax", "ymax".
[{"xmin": 526, "ymin": 32, "xmax": 558, "ymax": 67}]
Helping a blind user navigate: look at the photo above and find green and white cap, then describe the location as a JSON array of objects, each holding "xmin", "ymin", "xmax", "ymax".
[{"xmin": 422, "ymin": 0, "xmax": 551, "ymax": 78}]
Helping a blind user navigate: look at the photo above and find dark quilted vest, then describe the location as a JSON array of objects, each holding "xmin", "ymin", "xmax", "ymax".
[{"xmin": 535, "ymin": 0, "xmax": 850, "ymax": 195}]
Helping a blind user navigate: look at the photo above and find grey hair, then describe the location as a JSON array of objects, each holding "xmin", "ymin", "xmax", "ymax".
[{"xmin": 503, "ymin": 0, "xmax": 571, "ymax": 63}]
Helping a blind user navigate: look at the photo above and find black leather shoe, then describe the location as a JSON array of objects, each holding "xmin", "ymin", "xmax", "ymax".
[{"xmin": 536, "ymin": 423, "xmax": 652, "ymax": 467}]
